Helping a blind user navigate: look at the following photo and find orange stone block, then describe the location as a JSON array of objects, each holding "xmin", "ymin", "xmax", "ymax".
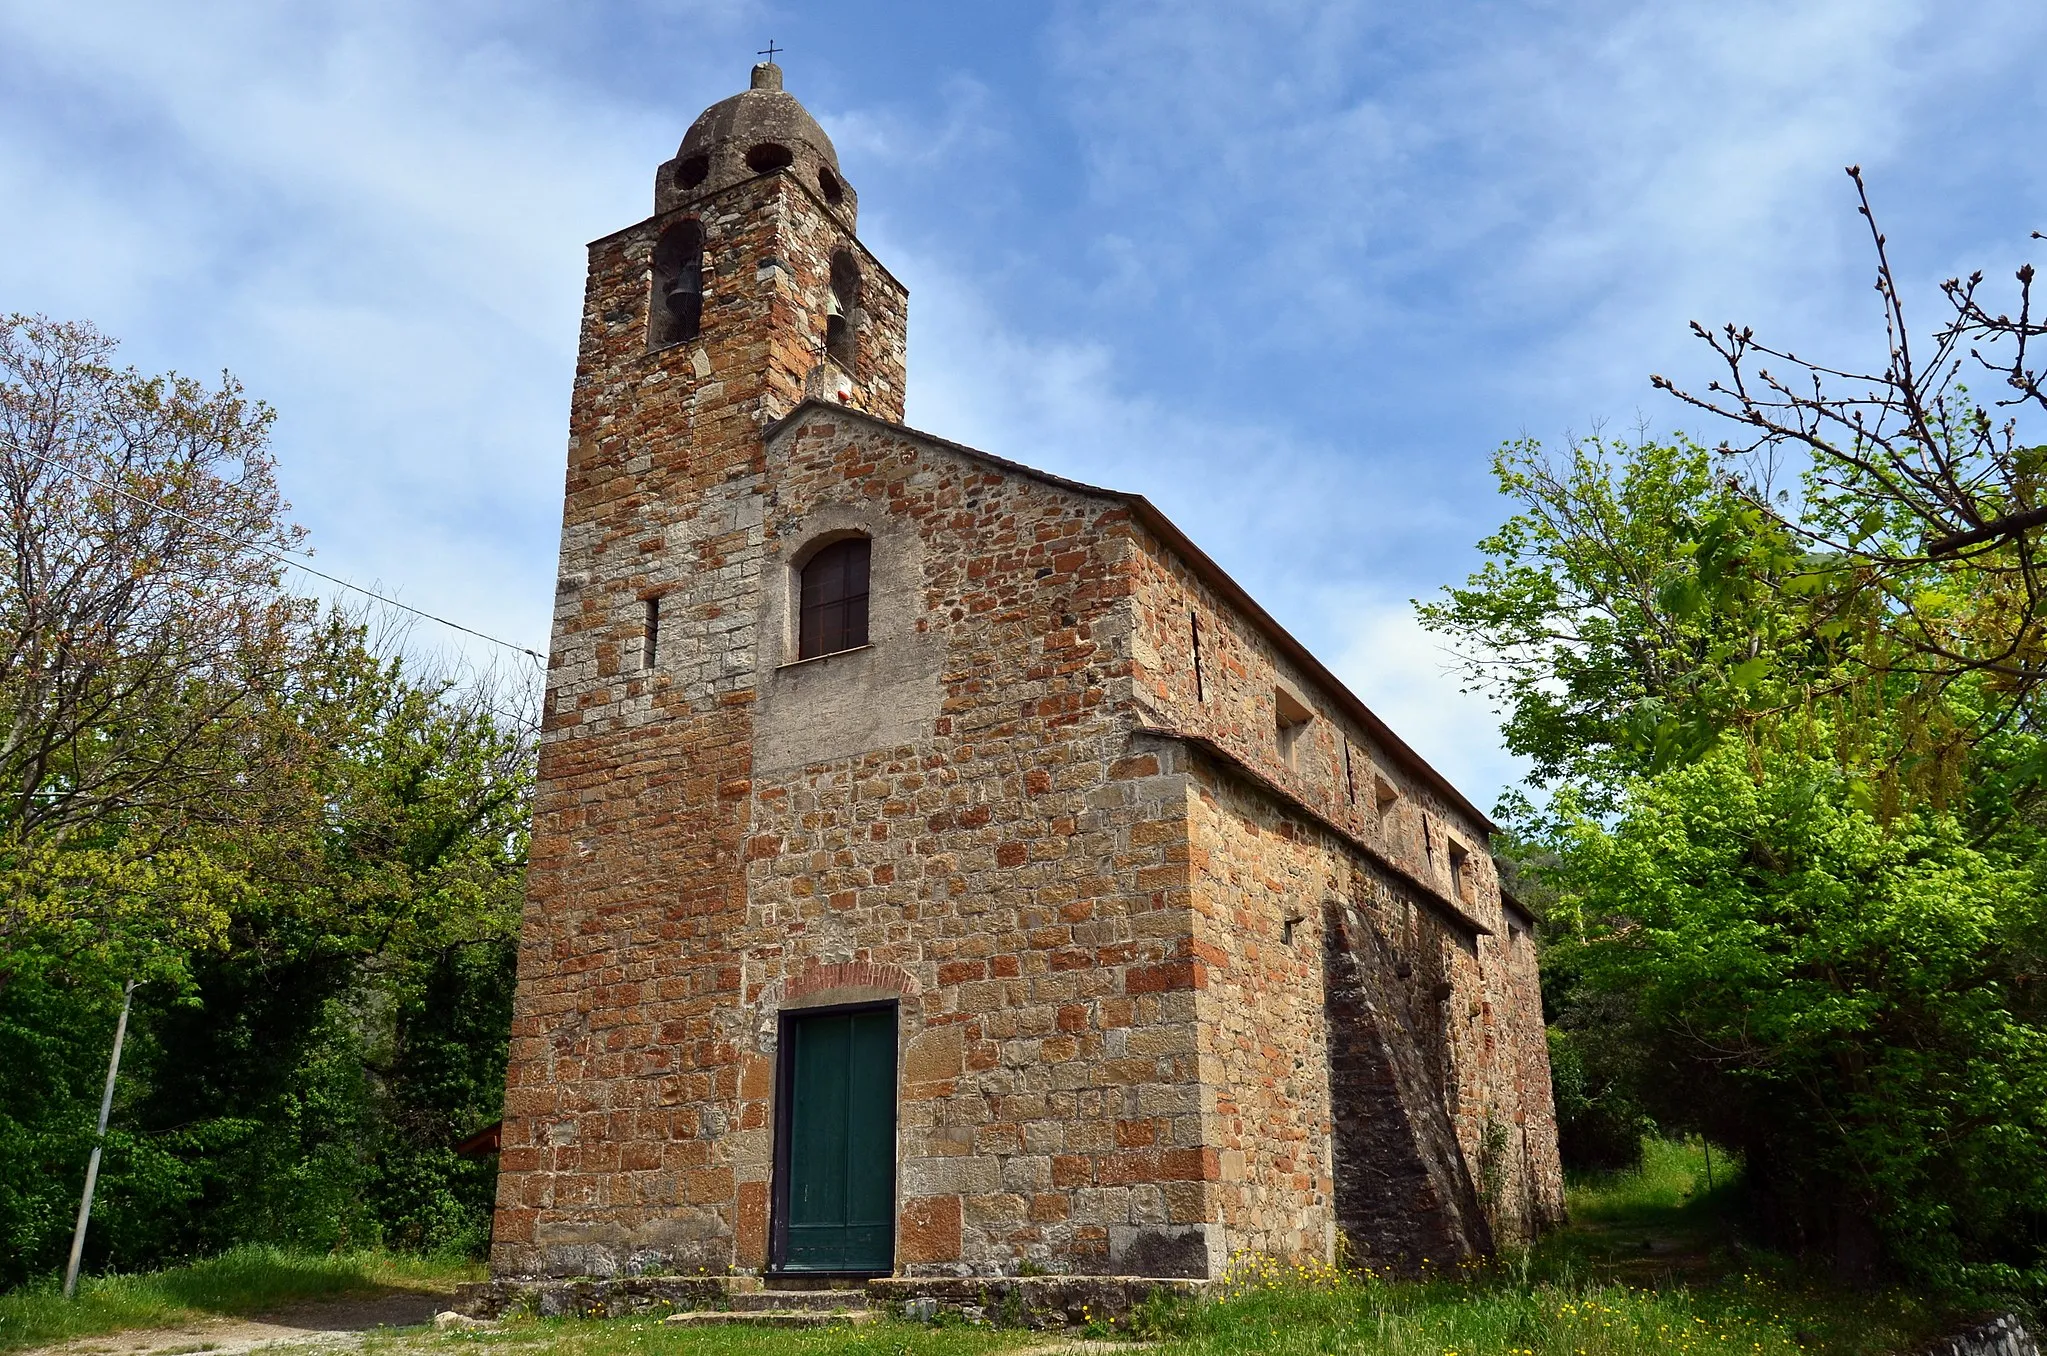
[{"xmin": 897, "ymin": 1195, "xmax": 962, "ymax": 1264}]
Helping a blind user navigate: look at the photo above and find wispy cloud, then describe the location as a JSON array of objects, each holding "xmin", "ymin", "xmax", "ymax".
[
  {"xmin": 4, "ymin": 0, "xmax": 2043, "ymax": 808},
  {"xmin": 0, "ymin": 0, "xmax": 758, "ymax": 658},
  {"xmin": 1322, "ymin": 588, "xmax": 1525, "ymax": 816}
]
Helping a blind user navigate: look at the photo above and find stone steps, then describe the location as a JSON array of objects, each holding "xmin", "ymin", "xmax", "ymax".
[
  {"xmin": 457, "ymin": 1272, "xmax": 1212, "ymax": 1329},
  {"xmin": 663, "ymin": 1310, "xmax": 875, "ymax": 1328},
  {"xmin": 730, "ymin": 1289, "xmax": 869, "ymax": 1311}
]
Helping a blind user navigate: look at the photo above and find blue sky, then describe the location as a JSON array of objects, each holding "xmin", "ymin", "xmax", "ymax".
[{"xmin": 3, "ymin": 0, "xmax": 2044, "ymax": 810}]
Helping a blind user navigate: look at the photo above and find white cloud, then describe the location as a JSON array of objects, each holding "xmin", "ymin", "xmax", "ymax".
[
  {"xmin": 0, "ymin": 0, "xmax": 758, "ymax": 666},
  {"xmin": 1043, "ymin": 0, "xmax": 2047, "ymax": 415},
  {"xmin": 1322, "ymin": 589, "xmax": 1526, "ymax": 817},
  {"xmin": 7, "ymin": 0, "xmax": 2045, "ymax": 806}
]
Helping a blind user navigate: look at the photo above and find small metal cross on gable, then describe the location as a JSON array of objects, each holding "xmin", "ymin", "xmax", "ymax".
[{"xmin": 758, "ymin": 39, "xmax": 782, "ymax": 63}]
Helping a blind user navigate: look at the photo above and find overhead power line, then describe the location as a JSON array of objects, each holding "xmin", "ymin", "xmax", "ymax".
[{"xmin": 1, "ymin": 435, "xmax": 549, "ymax": 667}]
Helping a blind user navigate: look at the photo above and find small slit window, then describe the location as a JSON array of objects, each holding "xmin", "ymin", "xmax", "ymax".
[
  {"xmin": 826, "ymin": 250, "xmax": 861, "ymax": 371},
  {"xmin": 1374, "ymin": 774, "xmax": 1401, "ymax": 831},
  {"xmin": 651, "ymin": 220, "xmax": 704, "ymax": 347},
  {"xmin": 798, "ymin": 537, "xmax": 870, "ymax": 659},
  {"xmin": 643, "ymin": 597, "xmax": 661, "ymax": 670},
  {"xmin": 1447, "ymin": 840, "xmax": 1473, "ymax": 904},
  {"xmin": 1275, "ymin": 688, "xmax": 1313, "ymax": 769}
]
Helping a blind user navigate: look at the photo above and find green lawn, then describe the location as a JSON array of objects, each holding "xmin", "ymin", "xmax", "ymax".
[
  {"xmin": 1145, "ymin": 1259, "xmax": 1944, "ymax": 1356},
  {"xmin": 1127, "ymin": 1143, "xmax": 1954, "ymax": 1355},
  {"xmin": 0, "ymin": 1245, "xmax": 479, "ymax": 1352},
  {"xmin": 1, "ymin": 1144, "xmax": 1984, "ymax": 1356},
  {"xmin": 364, "ymin": 1317, "xmax": 1030, "ymax": 1356}
]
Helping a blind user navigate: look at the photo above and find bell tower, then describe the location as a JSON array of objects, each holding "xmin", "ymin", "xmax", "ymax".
[
  {"xmin": 639, "ymin": 59, "xmax": 906, "ymax": 429},
  {"xmin": 493, "ymin": 63, "xmax": 909, "ymax": 1278}
]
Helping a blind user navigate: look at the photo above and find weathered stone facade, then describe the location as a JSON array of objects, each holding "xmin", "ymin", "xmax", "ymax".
[{"xmin": 490, "ymin": 62, "xmax": 1563, "ymax": 1282}]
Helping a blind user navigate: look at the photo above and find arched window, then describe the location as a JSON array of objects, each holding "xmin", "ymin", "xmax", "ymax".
[
  {"xmin": 650, "ymin": 220, "xmax": 704, "ymax": 347},
  {"xmin": 798, "ymin": 537, "xmax": 870, "ymax": 659},
  {"xmin": 826, "ymin": 250, "xmax": 860, "ymax": 371}
]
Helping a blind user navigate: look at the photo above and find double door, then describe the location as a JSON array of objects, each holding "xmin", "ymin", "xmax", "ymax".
[{"xmin": 773, "ymin": 1004, "xmax": 896, "ymax": 1273}]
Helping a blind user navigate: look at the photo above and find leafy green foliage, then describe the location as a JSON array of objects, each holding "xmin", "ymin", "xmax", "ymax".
[
  {"xmin": 1416, "ymin": 435, "xmax": 1828, "ymax": 815},
  {"xmin": 0, "ymin": 320, "xmax": 533, "ymax": 1288},
  {"xmin": 1544, "ymin": 1026, "xmax": 1650, "ymax": 1174},
  {"xmin": 1427, "ymin": 428, "xmax": 2047, "ymax": 1296},
  {"xmin": 1552, "ymin": 745, "xmax": 2047, "ymax": 1290},
  {"xmin": 0, "ymin": 314, "xmax": 323, "ymax": 995},
  {"xmin": 0, "ymin": 646, "xmax": 531, "ymax": 1285}
]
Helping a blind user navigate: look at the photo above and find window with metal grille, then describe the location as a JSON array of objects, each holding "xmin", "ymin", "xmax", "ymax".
[{"xmin": 798, "ymin": 537, "xmax": 870, "ymax": 659}]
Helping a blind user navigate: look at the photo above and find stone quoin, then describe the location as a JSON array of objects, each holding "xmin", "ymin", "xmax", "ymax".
[{"xmin": 489, "ymin": 60, "xmax": 1566, "ymax": 1282}]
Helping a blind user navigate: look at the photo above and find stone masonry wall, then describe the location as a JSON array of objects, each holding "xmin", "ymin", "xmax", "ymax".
[
  {"xmin": 1176, "ymin": 745, "xmax": 1336, "ymax": 1262},
  {"xmin": 728, "ymin": 411, "xmax": 1216, "ymax": 1278},
  {"xmin": 493, "ymin": 164, "xmax": 909, "ymax": 1277},
  {"xmin": 495, "ymin": 119, "xmax": 1561, "ymax": 1281},
  {"xmin": 1919, "ymin": 1314, "xmax": 2040, "ymax": 1356},
  {"xmin": 1122, "ymin": 529, "xmax": 1565, "ymax": 1256}
]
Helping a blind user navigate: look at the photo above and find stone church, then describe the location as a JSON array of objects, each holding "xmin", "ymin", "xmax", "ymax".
[{"xmin": 490, "ymin": 62, "xmax": 1564, "ymax": 1283}]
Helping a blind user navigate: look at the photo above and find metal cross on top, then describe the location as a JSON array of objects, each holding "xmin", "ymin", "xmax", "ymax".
[{"xmin": 758, "ymin": 40, "xmax": 782, "ymax": 63}]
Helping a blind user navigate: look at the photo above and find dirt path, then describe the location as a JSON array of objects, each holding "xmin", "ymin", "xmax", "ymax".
[{"xmin": 27, "ymin": 1291, "xmax": 452, "ymax": 1356}]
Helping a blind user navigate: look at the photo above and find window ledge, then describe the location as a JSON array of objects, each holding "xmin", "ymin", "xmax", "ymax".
[{"xmin": 774, "ymin": 644, "xmax": 874, "ymax": 673}]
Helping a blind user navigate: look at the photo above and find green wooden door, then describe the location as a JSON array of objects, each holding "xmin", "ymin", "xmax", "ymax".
[{"xmin": 781, "ymin": 1006, "xmax": 896, "ymax": 1272}]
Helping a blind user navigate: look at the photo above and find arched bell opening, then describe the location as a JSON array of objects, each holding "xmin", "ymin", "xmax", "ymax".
[
  {"xmin": 826, "ymin": 250, "xmax": 861, "ymax": 372},
  {"xmin": 650, "ymin": 219, "xmax": 706, "ymax": 349}
]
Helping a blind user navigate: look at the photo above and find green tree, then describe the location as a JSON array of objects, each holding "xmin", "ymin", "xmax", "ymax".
[
  {"xmin": 1553, "ymin": 745, "xmax": 2047, "ymax": 1289},
  {"xmin": 0, "ymin": 317, "xmax": 534, "ymax": 1284},
  {"xmin": 1424, "ymin": 428, "xmax": 2047, "ymax": 1292},
  {"xmin": 0, "ymin": 641, "xmax": 532, "ymax": 1282},
  {"xmin": 1417, "ymin": 433, "xmax": 1831, "ymax": 815},
  {"xmin": 1658, "ymin": 169, "xmax": 2047, "ymax": 716},
  {"xmin": 0, "ymin": 314, "xmax": 313, "ymax": 993}
]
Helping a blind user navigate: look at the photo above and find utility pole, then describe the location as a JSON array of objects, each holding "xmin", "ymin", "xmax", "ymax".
[{"xmin": 64, "ymin": 979, "xmax": 136, "ymax": 1299}]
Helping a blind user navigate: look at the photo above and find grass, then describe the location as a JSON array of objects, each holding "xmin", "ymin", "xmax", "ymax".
[
  {"xmin": 0, "ymin": 1245, "xmax": 480, "ymax": 1353},
  {"xmin": 1132, "ymin": 1140, "xmax": 1957, "ymax": 1356},
  {"xmin": 363, "ymin": 1316, "xmax": 1031, "ymax": 1356},
  {"xmin": 0, "ymin": 1143, "xmax": 1981, "ymax": 1355},
  {"xmin": 1571, "ymin": 1135, "xmax": 1738, "ymax": 1223},
  {"xmin": 1141, "ymin": 1255, "xmax": 1948, "ymax": 1356},
  {"xmin": 1535, "ymin": 1136, "xmax": 1754, "ymax": 1287}
]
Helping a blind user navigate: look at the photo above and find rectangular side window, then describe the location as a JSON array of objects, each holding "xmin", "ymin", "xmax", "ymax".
[
  {"xmin": 1447, "ymin": 839, "xmax": 1472, "ymax": 903},
  {"xmin": 1275, "ymin": 687, "xmax": 1313, "ymax": 769}
]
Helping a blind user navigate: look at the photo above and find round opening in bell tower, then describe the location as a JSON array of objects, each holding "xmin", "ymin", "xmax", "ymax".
[{"xmin": 655, "ymin": 62, "xmax": 856, "ymax": 228}]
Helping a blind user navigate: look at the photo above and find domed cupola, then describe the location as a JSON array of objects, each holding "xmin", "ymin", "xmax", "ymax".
[{"xmin": 654, "ymin": 62, "xmax": 855, "ymax": 227}]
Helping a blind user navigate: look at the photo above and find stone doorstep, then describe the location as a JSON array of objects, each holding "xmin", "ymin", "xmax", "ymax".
[
  {"xmin": 457, "ymin": 1274, "xmax": 1212, "ymax": 1327},
  {"xmin": 870, "ymin": 1276, "xmax": 1212, "ymax": 1330},
  {"xmin": 725, "ymin": 1289, "xmax": 871, "ymax": 1311},
  {"xmin": 453, "ymin": 1274, "xmax": 761, "ymax": 1319},
  {"xmin": 665, "ymin": 1311, "xmax": 876, "ymax": 1328}
]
